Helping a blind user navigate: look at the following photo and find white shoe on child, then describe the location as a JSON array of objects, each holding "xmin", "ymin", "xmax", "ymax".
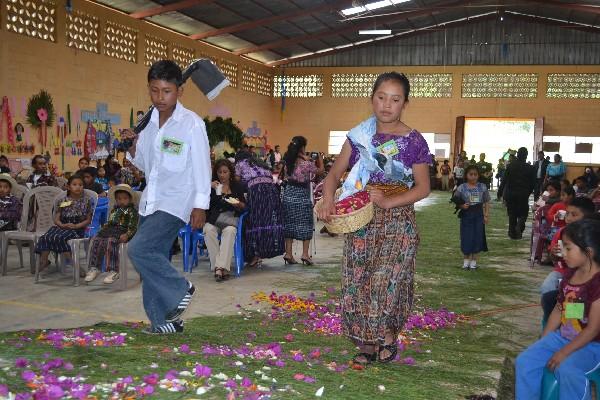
[
  {"xmin": 469, "ymin": 260, "xmax": 478, "ymax": 270},
  {"xmin": 85, "ymin": 268, "xmax": 100, "ymax": 282},
  {"xmin": 103, "ymin": 272, "xmax": 119, "ymax": 284},
  {"xmin": 462, "ymin": 260, "xmax": 470, "ymax": 270}
]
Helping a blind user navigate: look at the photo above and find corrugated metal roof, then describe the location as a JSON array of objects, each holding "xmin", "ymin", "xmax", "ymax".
[
  {"xmin": 289, "ymin": 16, "xmax": 600, "ymax": 66},
  {"xmin": 89, "ymin": 0, "xmax": 600, "ymax": 66}
]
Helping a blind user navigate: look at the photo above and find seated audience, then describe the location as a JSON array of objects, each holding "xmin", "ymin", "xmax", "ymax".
[
  {"xmin": 26, "ymin": 155, "xmax": 57, "ymax": 188},
  {"xmin": 85, "ymin": 184, "xmax": 138, "ymax": 284},
  {"xmin": 34, "ymin": 175, "xmax": 93, "ymax": 272},
  {"xmin": 203, "ymin": 159, "xmax": 245, "ymax": 282},
  {"xmin": 0, "ymin": 174, "xmax": 22, "ymax": 232}
]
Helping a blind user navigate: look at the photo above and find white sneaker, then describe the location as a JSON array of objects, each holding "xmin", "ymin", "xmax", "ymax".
[
  {"xmin": 462, "ymin": 261, "xmax": 470, "ymax": 270},
  {"xmin": 103, "ymin": 272, "xmax": 119, "ymax": 284},
  {"xmin": 469, "ymin": 261, "xmax": 478, "ymax": 270},
  {"xmin": 84, "ymin": 268, "xmax": 100, "ymax": 282}
]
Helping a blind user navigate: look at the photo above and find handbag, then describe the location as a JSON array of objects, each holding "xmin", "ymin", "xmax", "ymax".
[{"xmin": 215, "ymin": 210, "xmax": 238, "ymax": 229}]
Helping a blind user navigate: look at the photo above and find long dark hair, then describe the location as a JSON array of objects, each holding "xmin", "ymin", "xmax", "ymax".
[
  {"xmin": 234, "ymin": 149, "xmax": 270, "ymax": 171},
  {"xmin": 562, "ymin": 219, "xmax": 600, "ymax": 268},
  {"xmin": 283, "ymin": 136, "xmax": 307, "ymax": 177},
  {"xmin": 212, "ymin": 159, "xmax": 235, "ymax": 182}
]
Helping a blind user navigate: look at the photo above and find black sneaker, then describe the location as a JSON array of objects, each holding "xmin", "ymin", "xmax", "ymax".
[
  {"xmin": 142, "ymin": 320, "xmax": 184, "ymax": 335},
  {"xmin": 165, "ymin": 281, "xmax": 195, "ymax": 322}
]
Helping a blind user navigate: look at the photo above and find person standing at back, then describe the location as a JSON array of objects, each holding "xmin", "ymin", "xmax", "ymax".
[
  {"xmin": 440, "ymin": 160, "xmax": 451, "ymax": 191},
  {"xmin": 498, "ymin": 147, "xmax": 536, "ymax": 239},
  {"xmin": 533, "ymin": 151, "xmax": 550, "ymax": 201},
  {"xmin": 120, "ymin": 60, "xmax": 211, "ymax": 335}
]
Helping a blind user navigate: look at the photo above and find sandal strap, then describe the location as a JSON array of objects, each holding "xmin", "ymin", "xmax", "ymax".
[
  {"xmin": 352, "ymin": 352, "xmax": 377, "ymax": 364},
  {"xmin": 378, "ymin": 344, "xmax": 398, "ymax": 363}
]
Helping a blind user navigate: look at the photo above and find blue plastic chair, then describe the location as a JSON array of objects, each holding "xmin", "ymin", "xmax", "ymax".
[
  {"xmin": 182, "ymin": 211, "xmax": 248, "ymax": 275},
  {"xmin": 541, "ymin": 366, "xmax": 600, "ymax": 400},
  {"xmin": 175, "ymin": 224, "xmax": 195, "ymax": 273}
]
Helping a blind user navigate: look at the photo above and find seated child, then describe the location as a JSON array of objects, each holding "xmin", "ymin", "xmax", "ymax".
[
  {"xmin": 95, "ymin": 166, "xmax": 109, "ymax": 192},
  {"xmin": 540, "ymin": 197, "xmax": 596, "ymax": 320},
  {"xmin": 81, "ymin": 167, "xmax": 106, "ymax": 197},
  {"xmin": 0, "ymin": 174, "xmax": 22, "ymax": 231},
  {"xmin": 516, "ymin": 218, "xmax": 600, "ymax": 400},
  {"xmin": 85, "ymin": 185, "xmax": 138, "ymax": 284},
  {"xmin": 35, "ymin": 175, "xmax": 93, "ymax": 272},
  {"xmin": 547, "ymin": 186, "xmax": 575, "ymax": 232},
  {"xmin": 543, "ymin": 181, "xmax": 562, "ymax": 217}
]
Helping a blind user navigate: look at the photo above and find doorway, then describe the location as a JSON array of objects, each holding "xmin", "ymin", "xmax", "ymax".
[{"xmin": 463, "ymin": 118, "xmax": 536, "ymax": 166}]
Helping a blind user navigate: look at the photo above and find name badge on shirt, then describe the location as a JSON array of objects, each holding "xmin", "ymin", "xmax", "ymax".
[
  {"xmin": 161, "ymin": 137, "xmax": 184, "ymax": 155},
  {"xmin": 376, "ymin": 140, "xmax": 399, "ymax": 157},
  {"xmin": 469, "ymin": 192, "xmax": 481, "ymax": 204},
  {"xmin": 565, "ymin": 302, "xmax": 585, "ymax": 319},
  {"xmin": 59, "ymin": 201, "xmax": 72, "ymax": 208}
]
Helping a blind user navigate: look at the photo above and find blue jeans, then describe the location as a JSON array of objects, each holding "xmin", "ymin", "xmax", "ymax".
[
  {"xmin": 516, "ymin": 331, "xmax": 600, "ymax": 400},
  {"xmin": 128, "ymin": 211, "xmax": 188, "ymax": 327},
  {"xmin": 540, "ymin": 271, "xmax": 563, "ymax": 295}
]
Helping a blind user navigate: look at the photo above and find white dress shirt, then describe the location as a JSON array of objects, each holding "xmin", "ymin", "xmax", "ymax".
[{"xmin": 129, "ymin": 101, "xmax": 211, "ymax": 223}]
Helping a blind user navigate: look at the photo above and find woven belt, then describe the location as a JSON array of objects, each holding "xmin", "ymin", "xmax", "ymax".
[
  {"xmin": 367, "ymin": 183, "xmax": 409, "ymax": 197},
  {"xmin": 248, "ymin": 176, "xmax": 274, "ymax": 187}
]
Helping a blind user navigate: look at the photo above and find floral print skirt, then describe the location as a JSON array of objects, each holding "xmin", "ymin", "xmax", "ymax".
[{"xmin": 341, "ymin": 204, "xmax": 419, "ymax": 344}]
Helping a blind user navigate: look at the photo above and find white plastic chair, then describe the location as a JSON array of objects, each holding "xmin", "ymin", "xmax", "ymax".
[
  {"xmin": 70, "ymin": 186, "xmax": 140, "ymax": 290},
  {"xmin": 36, "ymin": 189, "xmax": 98, "ymax": 283},
  {"xmin": 1, "ymin": 186, "xmax": 62, "ymax": 277}
]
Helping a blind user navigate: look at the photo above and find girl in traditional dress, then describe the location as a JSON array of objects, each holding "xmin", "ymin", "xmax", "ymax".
[
  {"xmin": 235, "ymin": 151, "xmax": 284, "ymax": 268},
  {"xmin": 455, "ymin": 165, "xmax": 490, "ymax": 270},
  {"xmin": 84, "ymin": 184, "xmax": 138, "ymax": 284},
  {"xmin": 282, "ymin": 136, "xmax": 324, "ymax": 265},
  {"xmin": 35, "ymin": 175, "xmax": 93, "ymax": 272},
  {"xmin": 317, "ymin": 72, "xmax": 431, "ymax": 365}
]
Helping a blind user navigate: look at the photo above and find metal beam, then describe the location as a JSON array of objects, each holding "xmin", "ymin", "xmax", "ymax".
[
  {"xmin": 130, "ymin": 0, "xmax": 216, "ymax": 19},
  {"xmin": 265, "ymin": 12, "xmax": 498, "ymax": 67},
  {"xmin": 266, "ymin": 9, "xmax": 600, "ymax": 67},
  {"xmin": 189, "ymin": 0, "xmax": 352, "ymax": 40},
  {"xmin": 525, "ymin": 0, "xmax": 600, "ymax": 16},
  {"xmin": 234, "ymin": 0, "xmax": 490, "ymax": 55}
]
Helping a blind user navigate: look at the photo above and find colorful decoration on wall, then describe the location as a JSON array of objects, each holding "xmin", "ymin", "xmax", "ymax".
[
  {"xmin": 203, "ymin": 116, "xmax": 244, "ymax": 150},
  {"xmin": 0, "ymin": 96, "xmax": 14, "ymax": 144},
  {"xmin": 243, "ymin": 121, "xmax": 269, "ymax": 157},
  {"xmin": 84, "ymin": 120, "xmax": 114, "ymax": 160},
  {"xmin": 81, "ymin": 102, "xmax": 121, "ymax": 125},
  {"xmin": 26, "ymin": 90, "xmax": 55, "ymax": 151},
  {"xmin": 67, "ymin": 104, "xmax": 72, "ymax": 134}
]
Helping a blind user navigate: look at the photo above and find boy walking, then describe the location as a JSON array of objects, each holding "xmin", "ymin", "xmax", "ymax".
[{"xmin": 122, "ymin": 60, "xmax": 211, "ymax": 334}]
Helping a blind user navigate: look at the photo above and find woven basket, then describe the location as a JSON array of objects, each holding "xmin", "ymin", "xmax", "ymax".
[
  {"xmin": 314, "ymin": 184, "xmax": 409, "ymax": 234},
  {"xmin": 315, "ymin": 189, "xmax": 373, "ymax": 234}
]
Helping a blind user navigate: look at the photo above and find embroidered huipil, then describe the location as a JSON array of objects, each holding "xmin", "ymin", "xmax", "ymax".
[
  {"xmin": 104, "ymin": 205, "xmax": 139, "ymax": 240},
  {"xmin": 128, "ymin": 102, "xmax": 211, "ymax": 222},
  {"xmin": 0, "ymin": 194, "xmax": 22, "ymax": 231}
]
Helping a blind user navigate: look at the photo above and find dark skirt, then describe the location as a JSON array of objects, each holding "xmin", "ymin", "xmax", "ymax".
[
  {"xmin": 460, "ymin": 207, "xmax": 488, "ymax": 255},
  {"xmin": 282, "ymin": 184, "xmax": 314, "ymax": 241},
  {"xmin": 35, "ymin": 226, "xmax": 85, "ymax": 253},
  {"xmin": 244, "ymin": 180, "xmax": 285, "ymax": 260}
]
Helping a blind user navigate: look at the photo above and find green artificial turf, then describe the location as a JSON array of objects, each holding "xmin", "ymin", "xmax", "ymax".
[{"xmin": 0, "ymin": 192, "xmax": 543, "ymax": 399}]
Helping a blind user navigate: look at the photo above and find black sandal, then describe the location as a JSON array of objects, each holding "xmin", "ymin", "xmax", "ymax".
[
  {"xmin": 352, "ymin": 352, "xmax": 377, "ymax": 365},
  {"xmin": 378, "ymin": 343, "xmax": 398, "ymax": 363},
  {"xmin": 214, "ymin": 268, "xmax": 225, "ymax": 282}
]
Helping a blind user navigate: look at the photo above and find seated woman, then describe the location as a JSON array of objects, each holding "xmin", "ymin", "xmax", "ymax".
[
  {"xmin": 204, "ymin": 159, "xmax": 245, "ymax": 282},
  {"xmin": 26, "ymin": 155, "xmax": 57, "ymax": 188},
  {"xmin": 35, "ymin": 175, "xmax": 93, "ymax": 273}
]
